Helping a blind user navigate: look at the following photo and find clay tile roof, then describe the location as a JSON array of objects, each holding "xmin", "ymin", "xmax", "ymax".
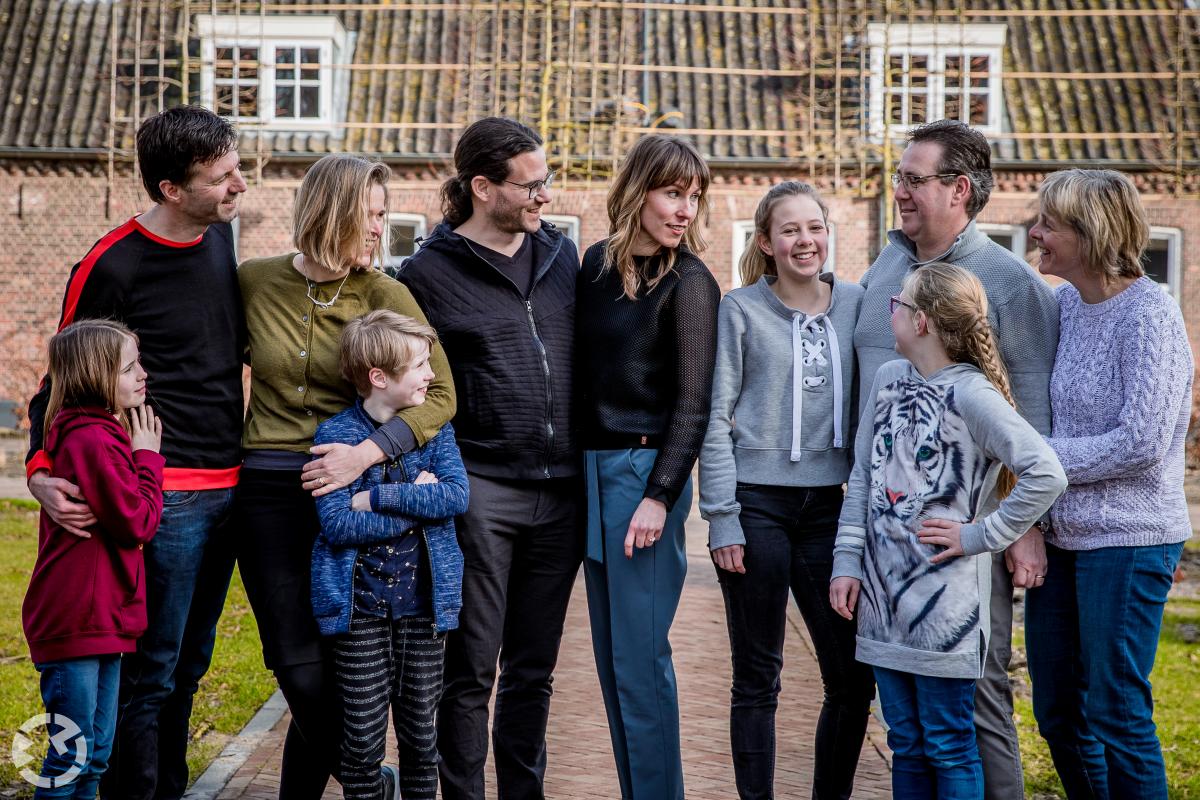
[{"xmin": 0, "ymin": 0, "xmax": 1195, "ymax": 166}]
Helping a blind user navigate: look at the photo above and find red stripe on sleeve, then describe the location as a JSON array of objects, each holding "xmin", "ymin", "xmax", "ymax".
[
  {"xmin": 25, "ymin": 450, "xmax": 52, "ymax": 480},
  {"xmin": 58, "ymin": 219, "xmax": 139, "ymax": 330}
]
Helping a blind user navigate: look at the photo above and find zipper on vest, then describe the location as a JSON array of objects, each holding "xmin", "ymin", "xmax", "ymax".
[
  {"xmin": 526, "ymin": 300, "xmax": 555, "ymax": 478},
  {"xmin": 460, "ymin": 237, "xmax": 558, "ymax": 478}
]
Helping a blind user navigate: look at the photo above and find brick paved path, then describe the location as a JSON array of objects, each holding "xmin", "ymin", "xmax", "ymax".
[{"xmin": 215, "ymin": 509, "xmax": 893, "ymax": 800}]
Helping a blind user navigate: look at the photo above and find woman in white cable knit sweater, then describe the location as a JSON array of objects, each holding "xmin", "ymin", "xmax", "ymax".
[{"xmin": 1026, "ymin": 169, "xmax": 1194, "ymax": 800}]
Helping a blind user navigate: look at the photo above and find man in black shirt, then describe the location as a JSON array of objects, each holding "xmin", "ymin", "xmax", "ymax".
[
  {"xmin": 26, "ymin": 106, "xmax": 246, "ymax": 800},
  {"xmin": 397, "ymin": 117, "xmax": 583, "ymax": 800}
]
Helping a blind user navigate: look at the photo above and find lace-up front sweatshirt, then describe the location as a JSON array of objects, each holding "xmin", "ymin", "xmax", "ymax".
[{"xmin": 699, "ymin": 274, "xmax": 863, "ymax": 549}]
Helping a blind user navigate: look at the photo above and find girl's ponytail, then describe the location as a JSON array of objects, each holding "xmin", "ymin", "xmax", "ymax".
[{"xmin": 904, "ymin": 262, "xmax": 1017, "ymax": 498}]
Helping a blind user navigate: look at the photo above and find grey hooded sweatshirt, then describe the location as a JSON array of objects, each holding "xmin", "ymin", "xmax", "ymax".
[
  {"xmin": 700, "ymin": 273, "xmax": 863, "ymax": 549},
  {"xmin": 832, "ymin": 360, "xmax": 1067, "ymax": 680}
]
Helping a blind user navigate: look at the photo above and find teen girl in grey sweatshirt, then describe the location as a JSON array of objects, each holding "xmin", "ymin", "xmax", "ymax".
[
  {"xmin": 698, "ymin": 182, "xmax": 873, "ymax": 800},
  {"xmin": 830, "ymin": 262, "xmax": 1066, "ymax": 799}
]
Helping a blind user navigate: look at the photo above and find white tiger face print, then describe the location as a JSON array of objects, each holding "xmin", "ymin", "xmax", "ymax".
[
  {"xmin": 858, "ymin": 378, "xmax": 990, "ymax": 654},
  {"xmin": 870, "ymin": 381, "xmax": 982, "ymax": 533}
]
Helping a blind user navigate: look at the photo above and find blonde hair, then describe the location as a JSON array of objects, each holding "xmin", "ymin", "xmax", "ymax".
[
  {"xmin": 44, "ymin": 319, "xmax": 138, "ymax": 439},
  {"xmin": 1037, "ymin": 169, "xmax": 1148, "ymax": 282},
  {"xmin": 294, "ymin": 154, "xmax": 391, "ymax": 275},
  {"xmin": 604, "ymin": 134, "xmax": 711, "ymax": 299},
  {"xmin": 739, "ymin": 181, "xmax": 830, "ymax": 286},
  {"xmin": 903, "ymin": 262, "xmax": 1017, "ymax": 498},
  {"xmin": 340, "ymin": 310, "xmax": 439, "ymax": 396}
]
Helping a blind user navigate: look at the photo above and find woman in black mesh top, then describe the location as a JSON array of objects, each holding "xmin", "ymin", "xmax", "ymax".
[{"xmin": 576, "ymin": 134, "xmax": 720, "ymax": 800}]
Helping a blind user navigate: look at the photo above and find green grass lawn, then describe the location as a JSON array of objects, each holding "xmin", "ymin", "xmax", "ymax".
[
  {"xmin": 1013, "ymin": 536, "xmax": 1200, "ymax": 798},
  {"xmin": 0, "ymin": 500, "xmax": 275, "ymax": 796}
]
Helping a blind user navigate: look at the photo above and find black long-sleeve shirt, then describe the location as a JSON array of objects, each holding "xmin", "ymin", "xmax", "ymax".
[
  {"xmin": 27, "ymin": 218, "xmax": 245, "ymax": 490},
  {"xmin": 576, "ymin": 241, "xmax": 720, "ymax": 509}
]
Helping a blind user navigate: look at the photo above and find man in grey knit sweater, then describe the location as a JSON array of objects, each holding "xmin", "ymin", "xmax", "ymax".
[{"xmin": 853, "ymin": 120, "xmax": 1059, "ymax": 800}]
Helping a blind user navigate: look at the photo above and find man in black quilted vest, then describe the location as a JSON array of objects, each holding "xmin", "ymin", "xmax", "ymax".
[{"xmin": 396, "ymin": 117, "xmax": 583, "ymax": 800}]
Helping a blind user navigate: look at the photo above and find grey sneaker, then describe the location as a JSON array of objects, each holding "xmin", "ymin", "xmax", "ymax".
[{"xmin": 381, "ymin": 764, "xmax": 400, "ymax": 800}]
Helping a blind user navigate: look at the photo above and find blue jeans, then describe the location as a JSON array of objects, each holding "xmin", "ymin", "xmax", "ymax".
[
  {"xmin": 101, "ymin": 488, "xmax": 238, "ymax": 800},
  {"xmin": 1025, "ymin": 542, "xmax": 1183, "ymax": 800},
  {"xmin": 873, "ymin": 666, "xmax": 983, "ymax": 800},
  {"xmin": 35, "ymin": 655, "xmax": 121, "ymax": 800},
  {"xmin": 716, "ymin": 484, "xmax": 874, "ymax": 800}
]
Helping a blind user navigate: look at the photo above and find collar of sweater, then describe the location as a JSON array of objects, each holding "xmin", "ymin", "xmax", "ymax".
[
  {"xmin": 887, "ymin": 219, "xmax": 991, "ymax": 268},
  {"xmin": 904, "ymin": 361, "xmax": 984, "ymax": 386},
  {"xmin": 1061, "ymin": 275, "xmax": 1158, "ymax": 318},
  {"xmin": 754, "ymin": 272, "xmax": 845, "ymax": 323}
]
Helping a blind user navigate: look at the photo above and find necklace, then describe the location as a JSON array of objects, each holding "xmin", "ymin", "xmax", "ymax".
[{"xmin": 304, "ymin": 271, "xmax": 351, "ymax": 310}]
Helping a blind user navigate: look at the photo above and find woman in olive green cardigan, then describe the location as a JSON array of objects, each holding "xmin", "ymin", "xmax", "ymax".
[{"xmin": 235, "ymin": 154, "xmax": 455, "ymax": 799}]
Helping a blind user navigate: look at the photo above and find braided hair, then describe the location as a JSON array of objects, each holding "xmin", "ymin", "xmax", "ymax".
[{"xmin": 904, "ymin": 262, "xmax": 1017, "ymax": 498}]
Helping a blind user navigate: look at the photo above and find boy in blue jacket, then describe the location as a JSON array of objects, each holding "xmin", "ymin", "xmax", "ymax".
[{"xmin": 312, "ymin": 309, "xmax": 468, "ymax": 800}]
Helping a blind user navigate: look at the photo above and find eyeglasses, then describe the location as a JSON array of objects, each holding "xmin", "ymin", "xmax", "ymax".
[
  {"xmin": 890, "ymin": 172, "xmax": 960, "ymax": 190},
  {"xmin": 889, "ymin": 295, "xmax": 918, "ymax": 315},
  {"xmin": 503, "ymin": 170, "xmax": 556, "ymax": 199}
]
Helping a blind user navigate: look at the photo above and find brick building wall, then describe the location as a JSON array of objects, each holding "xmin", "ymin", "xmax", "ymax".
[{"xmin": 3, "ymin": 163, "xmax": 1199, "ymax": 432}]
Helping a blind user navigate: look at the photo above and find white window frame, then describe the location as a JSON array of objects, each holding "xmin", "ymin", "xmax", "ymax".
[
  {"xmin": 383, "ymin": 213, "xmax": 428, "ymax": 271},
  {"xmin": 977, "ymin": 223, "xmax": 1027, "ymax": 259},
  {"xmin": 197, "ymin": 15, "xmax": 347, "ymax": 131},
  {"xmin": 867, "ymin": 23, "xmax": 1006, "ymax": 138},
  {"xmin": 731, "ymin": 220, "xmax": 758, "ymax": 288},
  {"xmin": 543, "ymin": 215, "xmax": 581, "ymax": 249},
  {"xmin": 731, "ymin": 220, "xmax": 837, "ymax": 289},
  {"xmin": 1146, "ymin": 226, "xmax": 1182, "ymax": 300}
]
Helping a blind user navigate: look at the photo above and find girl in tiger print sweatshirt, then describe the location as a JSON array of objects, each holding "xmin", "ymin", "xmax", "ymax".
[{"xmin": 830, "ymin": 263, "xmax": 1065, "ymax": 798}]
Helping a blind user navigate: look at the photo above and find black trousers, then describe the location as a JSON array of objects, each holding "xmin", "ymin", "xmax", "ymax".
[
  {"xmin": 716, "ymin": 484, "xmax": 875, "ymax": 800},
  {"xmin": 333, "ymin": 615, "xmax": 444, "ymax": 800},
  {"xmin": 235, "ymin": 468, "xmax": 343, "ymax": 800},
  {"xmin": 437, "ymin": 473, "xmax": 584, "ymax": 800}
]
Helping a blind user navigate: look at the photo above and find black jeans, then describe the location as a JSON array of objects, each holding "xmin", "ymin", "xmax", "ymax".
[
  {"xmin": 235, "ymin": 469, "xmax": 343, "ymax": 800},
  {"xmin": 437, "ymin": 473, "xmax": 584, "ymax": 800},
  {"xmin": 716, "ymin": 484, "xmax": 875, "ymax": 800}
]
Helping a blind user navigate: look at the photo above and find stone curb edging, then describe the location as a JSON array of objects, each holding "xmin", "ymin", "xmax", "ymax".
[{"xmin": 183, "ymin": 690, "xmax": 288, "ymax": 800}]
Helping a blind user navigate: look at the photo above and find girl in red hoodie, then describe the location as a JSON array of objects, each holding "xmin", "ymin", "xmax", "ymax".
[{"xmin": 22, "ymin": 319, "xmax": 164, "ymax": 799}]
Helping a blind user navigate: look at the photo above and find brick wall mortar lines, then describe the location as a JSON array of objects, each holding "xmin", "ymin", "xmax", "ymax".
[{"xmin": 3, "ymin": 172, "xmax": 1198, "ymax": 431}]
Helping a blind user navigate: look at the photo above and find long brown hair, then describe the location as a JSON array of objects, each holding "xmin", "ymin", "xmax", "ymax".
[
  {"xmin": 739, "ymin": 181, "xmax": 830, "ymax": 286},
  {"xmin": 903, "ymin": 262, "xmax": 1017, "ymax": 498},
  {"xmin": 44, "ymin": 319, "xmax": 138, "ymax": 439},
  {"xmin": 604, "ymin": 134, "xmax": 711, "ymax": 299}
]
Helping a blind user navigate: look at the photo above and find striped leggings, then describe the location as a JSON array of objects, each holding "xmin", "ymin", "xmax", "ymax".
[{"xmin": 332, "ymin": 615, "xmax": 445, "ymax": 800}]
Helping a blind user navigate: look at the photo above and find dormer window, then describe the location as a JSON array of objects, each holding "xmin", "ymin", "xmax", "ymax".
[
  {"xmin": 867, "ymin": 23, "xmax": 1006, "ymax": 137},
  {"xmin": 197, "ymin": 15, "xmax": 349, "ymax": 131}
]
